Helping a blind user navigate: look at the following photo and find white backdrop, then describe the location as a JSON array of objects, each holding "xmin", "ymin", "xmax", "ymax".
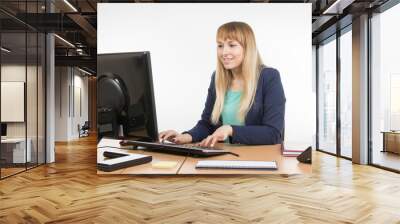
[{"xmin": 98, "ymin": 3, "xmax": 315, "ymax": 146}]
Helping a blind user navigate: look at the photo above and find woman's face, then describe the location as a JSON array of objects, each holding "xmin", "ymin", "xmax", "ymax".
[{"xmin": 217, "ymin": 39, "xmax": 244, "ymax": 71}]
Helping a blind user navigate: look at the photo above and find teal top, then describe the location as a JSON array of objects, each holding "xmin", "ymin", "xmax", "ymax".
[
  {"xmin": 222, "ymin": 90, "xmax": 244, "ymax": 142},
  {"xmin": 185, "ymin": 67, "xmax": 286, "ymax": 145}
]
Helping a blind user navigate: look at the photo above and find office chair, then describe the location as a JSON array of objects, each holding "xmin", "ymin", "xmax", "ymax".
[
  {"xmin": 78, "ymin": 121, "xmax": 90, "ymax": 138},
  {"xmin": 97, "ymin": 73, "xmax": 130, "ymax": 139}
]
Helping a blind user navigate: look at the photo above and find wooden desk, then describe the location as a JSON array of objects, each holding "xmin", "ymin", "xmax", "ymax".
[
  {"xmin": 97, "ymin": 138, "xmax": 186, "ymax": 175},
  {"xmin": 97, "ymin": 139, "xmax": 312, "ymax": 175},
  {"xmin": 381, "ymin": 131, "xmax": 400, "ymax": 154},
  {"xmin": 1, "ymin": 138, "xmax": 32, "ymax": 164},
  {"xmin": 179, "ymin": 144, "xmax": 311, "ymax": 174}
]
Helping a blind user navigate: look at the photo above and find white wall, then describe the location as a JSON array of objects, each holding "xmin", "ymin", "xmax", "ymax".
[
  {"xmin": 1, "ymin": 83, "xmax": 24, "ymax": 123},
  {"xmin": 55, "ymin": 67, "xmax": 89, "ymax": 141},
  {"xmin": 72, "ymin": 73, "xmax": 89, "ymax": 138},
  {"xmin": 1, "ymin": 64, "xmax": 46, "ymax": 163},
  {"xmin": 1, "ymin": 65, "xmax": 35, "ymax": 137},
  {"xmin": 98, "ymin": 3, "xmax": 314, "ymax": 146},
  {"xmin": 1, "ymin": 65, "xmax": 26, "ymax": 139},
  {"xmin": 55, "ymin": 67, "xmax": 69, "ymax": 141}
]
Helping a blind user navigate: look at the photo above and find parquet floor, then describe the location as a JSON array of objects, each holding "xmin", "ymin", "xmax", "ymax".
[
  {"xmin": 1, "ymin": 167, "xmax": 25, "ymax": 177},
  {"xmin": 1, "ymin": 135, "xmax": 400, "ymax": 223}
]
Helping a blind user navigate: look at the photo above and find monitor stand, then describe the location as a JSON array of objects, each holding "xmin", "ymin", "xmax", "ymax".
[
  {"xmin": 135, "ymin": 137, "xmax": 153, "ymax": 142},
  {"xmin": 120, "ymin": 136, "xmax": 157, "ymax": 150},
  {"xmin": 124, "ymin": 135, "xmax": 155, "ymax": 142},
  {"xmin": 119, "ymin": 137, "xmax": 153, "ymax": 151}
]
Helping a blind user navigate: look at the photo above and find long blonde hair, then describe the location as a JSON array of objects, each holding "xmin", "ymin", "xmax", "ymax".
[{"xmin": 211, "ymin": 21, "xmax": 264, "ymax": 124}]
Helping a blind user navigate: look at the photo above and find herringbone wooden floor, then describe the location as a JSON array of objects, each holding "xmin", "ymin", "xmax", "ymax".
[{"xmin": 1, "ymin": 135, "xmax": 400, "ymax": 224}]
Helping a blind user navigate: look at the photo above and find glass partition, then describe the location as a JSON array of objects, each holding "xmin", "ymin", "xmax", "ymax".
[
  {"xmin": 1, "ymin": 31, "xmax": 28, "ymax": 177},
  {"xmin": 26, "ymin": 0, "xmax": 42, "ymax": 169},
  {"xmin": 27, "ymin": 30, "xmax": 38, "ymax": 169},
  {"xmin": 0, "ymin": 1, "xmax": 46, "ymax": 179},
  {"xmin": 38, "ymin": 32, "xmax": 45, "ymax": 165}
]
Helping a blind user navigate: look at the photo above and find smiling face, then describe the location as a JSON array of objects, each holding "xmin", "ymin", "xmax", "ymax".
[{"xmin": 217, "ymin": 39, "xmax": 244, "ymax": 72}]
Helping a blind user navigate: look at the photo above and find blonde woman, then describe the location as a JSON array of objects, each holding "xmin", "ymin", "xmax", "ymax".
[{"xmin": 159, "ymin": 21, "xmax": 286, "ymax": 147}]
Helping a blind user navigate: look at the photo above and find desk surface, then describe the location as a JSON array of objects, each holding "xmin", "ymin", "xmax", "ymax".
[
  {"xmin": 179, "ymin": 144, "xmax": 311, "ymax": 174},
  {"xmin": 97, "ymin": 138, "xmax": 186, "ymax": 174},
  {"xmin": 1, "ymin": 138, "xmax": 28, "ymax": 143},
  {"xmin": 381, "ymin": 131, "xmax": 400, "ymax": 134},
  {"xmin": 97, "ymin": 138, "xmax": 312, "ymax": 175},
  {"xmin": 97, "ymin": 147, "xmax": 186, "ymax": 175}
]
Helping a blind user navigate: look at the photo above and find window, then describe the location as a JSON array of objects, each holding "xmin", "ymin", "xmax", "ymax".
[
  {"xmin": 340, "ymin": 28, "xmax": 352, "ymax": 158},
  {"xmin": 370, "ymin": 2, "xmax": 400, "ymax": 171},
  {"xmin": 318, "ymin": 36, "xmax": 337, "ymax": 154}
]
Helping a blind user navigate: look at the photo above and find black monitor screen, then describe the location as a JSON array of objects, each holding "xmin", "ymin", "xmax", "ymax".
[{"xmin": 97, "ymin": 52, "xmax": 158, "ymax": 142}]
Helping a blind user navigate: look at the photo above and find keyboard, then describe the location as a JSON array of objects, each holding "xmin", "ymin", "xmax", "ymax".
[{"xmin": 119, "ymin": 140, "xmax": 239, "ymax": 157}]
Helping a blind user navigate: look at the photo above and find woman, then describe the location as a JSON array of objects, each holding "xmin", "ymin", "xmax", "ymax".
[{"xmin": 159, "ymin": 21, "xmax": 286, "ymax": 147}]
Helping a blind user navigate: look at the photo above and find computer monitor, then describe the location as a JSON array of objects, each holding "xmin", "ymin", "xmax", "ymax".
[
  {"xmin": 1, "ymin": 123, "xmax": 7, "ymax": 138},
  {"xmin": 97, "ymin": 52, "xmax": 158, "ymax": 142}
]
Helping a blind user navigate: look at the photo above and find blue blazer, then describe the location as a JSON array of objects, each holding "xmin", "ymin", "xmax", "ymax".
[{"xmin": 185, "ymin": 67, "xmax": 286, "ymax": 145}]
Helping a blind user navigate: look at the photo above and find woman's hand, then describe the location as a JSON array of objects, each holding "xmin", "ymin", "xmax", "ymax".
[
  {"xmin": 199, "ymin": 125, "xmax": 233, "ymax": 147},
  {"xmin": 159, "ymin": 130, "xmax": 192, "ymax": 144}
]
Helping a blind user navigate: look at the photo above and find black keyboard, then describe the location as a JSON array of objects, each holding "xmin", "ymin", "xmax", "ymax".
[{"xmin": 119, "ymin": 140, "xmax": 239, "ymax": 157}]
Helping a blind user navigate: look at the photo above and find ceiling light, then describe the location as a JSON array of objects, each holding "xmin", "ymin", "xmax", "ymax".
[
  {"xmin": 322, "ymin": 0, "xmax": 355, "ymax": 15},
  {"xmin": 54, "ymin": 34, "xmax": 75, "ymax": 48},
  {"xmin": 63, "ymin": 0, "xmax": 78, "ymax": 12},
  {"xmin": 1, "ymin": 47, "xmax": 11, "ymax": 53},
  {"xmin": 76, "ymin": 48, "xmax": 85, "ymax": 55},
  {"xmin": 78, "ymin": 67, "xmax": 92, "ymax": 76}
]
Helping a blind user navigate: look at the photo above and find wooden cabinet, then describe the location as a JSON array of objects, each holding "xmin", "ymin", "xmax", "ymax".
[
  {"xmin": 0, "ymin": 138, "xmax": 32, "ymax": 165},
  {"xmin": 382, "ymin": 131, "xmax": 400, "ymax": 154}
]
